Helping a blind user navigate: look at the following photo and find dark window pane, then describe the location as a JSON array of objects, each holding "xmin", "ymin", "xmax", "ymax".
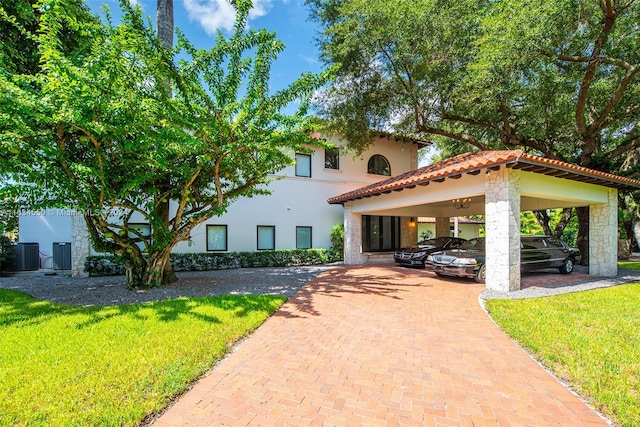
[
  {"xmin": 367, "ymin": 155, "xmax": 391, "ymax": 176},
  {"xmin": 324, "ymin": 148, "xmax": 340, "ymax": 170}
]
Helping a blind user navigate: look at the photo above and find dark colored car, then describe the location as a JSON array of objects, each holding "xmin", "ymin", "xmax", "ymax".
[
  {"xmin": 425, "ymin": 236, "xmax": 581, "ymax": 283},
  {"xmin": 394, "ymin": 237, "xmax": 466, "ymax": 268}
]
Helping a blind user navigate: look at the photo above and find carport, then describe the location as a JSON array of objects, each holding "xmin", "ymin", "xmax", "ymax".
[{"xmin": 328, "ymin": 150, "xmax": 640, "ymax": 292}]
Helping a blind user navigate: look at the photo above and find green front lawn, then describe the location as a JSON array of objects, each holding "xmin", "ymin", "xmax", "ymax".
[
  {"xmin": 485, "ymin": 284, "xmax": 640, "ymax": 427},
  {"xmin": 618, "ymin": 261, "xmax": 640, "ymax": 270},
  {"xmin": 0, "ymin": 289, "xmax": 285, "ymax": 426}
]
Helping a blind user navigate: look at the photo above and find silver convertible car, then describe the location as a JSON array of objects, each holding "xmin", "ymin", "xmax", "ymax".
[{"xmin": 425, "ymin": 236, "xmax": 581, "ymax": 283}]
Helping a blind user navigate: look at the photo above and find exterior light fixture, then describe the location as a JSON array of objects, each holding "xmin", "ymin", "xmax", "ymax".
[{"xmin": 452, "ymin": 198, "xmax": 471, "ymax": 209}]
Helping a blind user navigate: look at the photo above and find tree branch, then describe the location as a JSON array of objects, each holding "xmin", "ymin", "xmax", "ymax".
[
  {"xmin": 416, "ymin": 123, "xmax": 488, "ymax": 150},
  {"xmin": 590, "ymin": 66, "xmax": 639, "ymax": 131},
  {"xmin": 603, "ymin": 133, "xmax": 640, "ymax": 164}
]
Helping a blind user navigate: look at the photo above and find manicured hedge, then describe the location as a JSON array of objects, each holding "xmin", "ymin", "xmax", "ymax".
[{"xmin": 85, "ymin": 248, "xmax": 342, "ymax": 276}]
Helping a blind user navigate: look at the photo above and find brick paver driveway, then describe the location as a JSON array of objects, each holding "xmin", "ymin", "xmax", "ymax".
[{"xmin": 153, "ymin": 265, "xmax": 607, "ymax": 426}]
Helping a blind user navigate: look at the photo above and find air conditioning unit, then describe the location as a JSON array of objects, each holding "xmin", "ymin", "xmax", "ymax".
[
  {"xmin": 12, "ymin": 243, "xmax": 40, "ymax": 271},
  {"xmin": 53, "ymin": 242, "xmax": 72, "ymax": 270}
]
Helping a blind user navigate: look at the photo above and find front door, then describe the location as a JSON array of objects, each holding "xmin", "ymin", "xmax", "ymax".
[{"xmin": 362, "ymin": 215, "xmax": 400, "ymax": 252}]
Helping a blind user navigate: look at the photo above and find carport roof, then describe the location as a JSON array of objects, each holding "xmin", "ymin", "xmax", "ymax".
[{"xmin": 328, "ymin": 150, "xmax": 640, "ymax": 204}]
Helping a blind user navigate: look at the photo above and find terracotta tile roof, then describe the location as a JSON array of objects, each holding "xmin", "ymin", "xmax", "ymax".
[{"xmin": 328, "ymin": 150, "xmax": 640, "ymax": 204}]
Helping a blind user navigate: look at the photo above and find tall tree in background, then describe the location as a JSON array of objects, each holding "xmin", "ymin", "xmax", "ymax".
[
  {"xmin": 156, "ymin": 0, "xmax": 173, "ymax": 51},
  {"xmin": 0, "ymin": 0, "xmax": 327, "ymax": 287},
  {"xmin": 155, "ymin": 0, "xmax": 175, "ymax": 281},
  {"xmin": 308, "ymin": 0, "xmax": 640, "ymax": 263}
]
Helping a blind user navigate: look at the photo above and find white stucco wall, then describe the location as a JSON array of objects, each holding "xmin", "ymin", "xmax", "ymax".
[
  {"xmin": 175, "ymin": 136, "xmax": 419, "ymax": 253},
  {"xmin": 20, "ymin": 136, "xmax": 420, "ymax": 270}
]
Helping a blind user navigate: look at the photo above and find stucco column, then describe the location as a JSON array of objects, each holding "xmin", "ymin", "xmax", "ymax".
[
  {"xmin": 401, "ymin": 217, "xmax": 418, "ymax": 248},
  {"xmin": 343, "ymin": 201, "xmax": 367, "ymax": 264},
  {"xmin": 435, "ymin": 217, "xmax": 450, "ymax": 237},
  {"xmin": 485, "ymin": 167, "xmax": 521, "ymax": 291},
  {"xmin": 589, "ymin": 188, "xmax": 618, "ymax": 277},
  {"xmin": 71, "ymin": 213, "xmax": 91, "ymax": 277}
]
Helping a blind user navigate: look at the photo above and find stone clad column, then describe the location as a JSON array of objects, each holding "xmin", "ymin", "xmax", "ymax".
[
  {"xmin": 590, "ymin": 188, "xmax": 618, "ymax": 277},
  {"xmin": 435, "ymin": 217, "xmax": 450, "ymax": 237},
  {"xmin": 343, "ymin": 201, "xmax": 367, "ymax": 264},
  {"xmin": 485, "ymin": 167, "xmax": 521, "ymax": 291},
  {"xmin": 400, "ymin": 217, "xmax": 418, "ymax": 248},
  {"xmin": 71, "ymin": 213, "xmax": 91, "ymax": 277}
]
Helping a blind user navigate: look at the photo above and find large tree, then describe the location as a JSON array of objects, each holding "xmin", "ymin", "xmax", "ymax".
[
  {"xmin": 0, "ymin": 0, "xmax": 327, "ymax": 287},
  {"xmin": 308, "ymin": 0, "xmax": 640, "ymax": 263}
]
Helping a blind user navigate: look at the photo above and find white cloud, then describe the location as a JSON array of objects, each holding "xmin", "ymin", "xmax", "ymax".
[
  {"xmin": 184, "ymin": 0, "xmax": 273, "ymax": 35},
  {"xmin": 299, "ymin": 54, "xmax": 319, "ymax": 66}
]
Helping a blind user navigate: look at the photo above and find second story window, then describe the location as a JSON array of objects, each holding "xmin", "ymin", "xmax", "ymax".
[
  {"xmin": 324, "ymin": 148, "xmax": 340, "ymax": 170},
  {"xmin": 295, "ymin": 153, "xmax": 311, "ymax": 177},
  {"xmin": 367, "ymin": 154, "xmax": 391, "ymax": 176}
]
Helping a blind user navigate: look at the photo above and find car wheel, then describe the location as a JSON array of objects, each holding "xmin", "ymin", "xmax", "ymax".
[
  {"xmin": 559, "ymin": 258, "xmax": 574, "ymax": 274},
  {"xmin": 475, "ymin": 264, "xmax": 486, "ymax": 283}
]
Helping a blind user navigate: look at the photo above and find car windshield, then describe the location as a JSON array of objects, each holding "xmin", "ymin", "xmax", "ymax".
[
  {"xmin": 419, "ymin": 238, "xmax": 445, "ymax": 247},
  {"xmin": 458, "ymin": 238, "xmax": 484, "ymax": 250}
]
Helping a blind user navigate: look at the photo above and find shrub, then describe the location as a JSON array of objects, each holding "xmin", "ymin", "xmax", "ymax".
[
  {"xmin": 0, "ymin": 236, "xmax": 14, "ymax": 272},
  {"xmin": 85, "ymin": 248, "xmax": 340, "ymax": 276},
  {"xmin": 330, "ymin": 224, "xmax": 344, "ymax": 255}
]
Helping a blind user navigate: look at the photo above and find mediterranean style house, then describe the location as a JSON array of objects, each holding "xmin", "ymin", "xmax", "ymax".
[{"xmin": 17, "ymin": 132, "xmax": 429, "ymax": 274}]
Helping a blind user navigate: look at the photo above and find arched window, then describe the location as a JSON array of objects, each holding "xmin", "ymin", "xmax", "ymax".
[{"xmin": 367, "ymin": 155, "xmax": 391, "ymax": 176}]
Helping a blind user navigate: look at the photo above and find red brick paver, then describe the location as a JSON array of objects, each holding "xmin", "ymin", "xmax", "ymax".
[{"xmin": 153, "ymin": 266, "xmax": 607, "ymax": 426}]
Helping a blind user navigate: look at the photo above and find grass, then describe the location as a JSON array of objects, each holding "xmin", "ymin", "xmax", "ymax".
[
  {"xmin": 485, "ymin": 284, "xmax": 640, "ymax": 427},
  {"xmin": 0, "ymin": 289, "xmax": 286, "ymax": 426},
  {"xmin": 618, "ymin": 261, "xmax": 640, "ymax": 270}
]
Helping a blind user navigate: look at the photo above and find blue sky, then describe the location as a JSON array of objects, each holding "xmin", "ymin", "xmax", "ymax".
[{"xmin": 87, "ymin": 0, "xmax": 325, "ymax": 93}]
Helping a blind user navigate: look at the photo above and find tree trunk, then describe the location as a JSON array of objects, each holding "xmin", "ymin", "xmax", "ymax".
[
  {"xmin": 149, "ymin": 0, "xmax": 176, "ymax": 288},
  {"xmin": 576, "ymin": 206, "xmax": 589, "ymax": 266},
  {"xmin": 156, "ymin": 0, "xmax": 173, "ymax": 51},
  {"xmin": 123, "ymin": 249, "xmax": 147, "ymax": 289},
  {"xmin": 533, "ymin": 210, "xmax": 552, "ymax": 235},
  {"xmin": 553, "ymin": 208, "xmax": 573, "ymax": 239},
  {"xmin": 144, "ymin": 249, "xmax": 176, "ymax": 288}
]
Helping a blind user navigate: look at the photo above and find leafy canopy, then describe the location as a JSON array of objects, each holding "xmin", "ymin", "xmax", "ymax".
[
  {"xmin": 308, "ymin": 0, "xmax": 640, "ymax": 173},
  {"xmin": 0, "ymin": 0, "xmax": 329, "ymax": 287}
]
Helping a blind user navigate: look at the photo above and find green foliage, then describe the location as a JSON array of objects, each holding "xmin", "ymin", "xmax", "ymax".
[
  {"xmin": 520, "ymin": 211, "xmax": 543, "ymax": 235},
  {"xmin": 419, "ymin": 229, "xmax": 433, "ymax": 241},
  {"xmin": 329, "ymin": 223, "xmax": 344, "ymax": 252},
  {"xmin": 327, "ymin": 223, "xmax": 344, "ymax": 260},
  {"xmin": 0, "ymin": 236, "xmax": 13, "ymax": 271},
  {"xmin": 85, "ymin": 249, "xmax": 340, "ymax": 276},
  {"xmin": 309, "ymin": 0, "xmax": 640, "ymax": 169},
  {"xmin": 0, "ymin": 0, "xmax": 329, "ymax": 287},
  {"xmin": 485, "ymin": 284, "xmax": 640, "ymax": 426},
  {"xmin": 0, "ymin": 288, "xmax": 285, "ymax": 426}
]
